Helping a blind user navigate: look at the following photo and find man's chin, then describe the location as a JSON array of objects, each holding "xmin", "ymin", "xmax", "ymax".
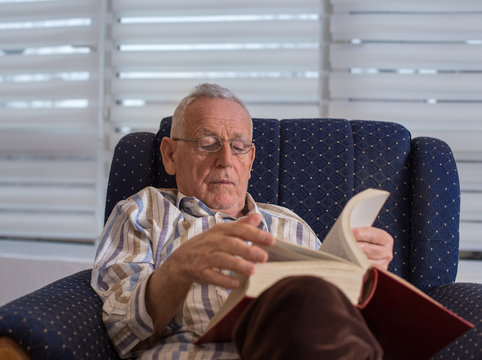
[{"xmin": 206, "ymin": 197, "xmax": 244, "ymax": 217}]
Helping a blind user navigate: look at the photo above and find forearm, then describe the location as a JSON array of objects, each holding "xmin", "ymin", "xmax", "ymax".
[
  {"xmin": 145, "ymin": 256, "xmax": 193, "ymax": 336},
  {"xmin": 92, "ymin": 199, "xmax": 160, "ymax": 356},
  {"xmin": 92, "ymin": 266, "xmax": 156, "ymax": 357}
]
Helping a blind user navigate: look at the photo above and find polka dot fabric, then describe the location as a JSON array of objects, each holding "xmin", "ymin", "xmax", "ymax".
[
  {"xmin": 104, "ymin": 131, "xmax": 161, "ymax": 222},
  {"xmin": 0, "ymin": 269, "xmax": 119, "ymax": 359},
  {"xmin": 351, "ymin": 120, "xmax": 413, "ymax": 280},
  {"xmin": 278, "ymin": 119, "xmax": 460, "ymax": 289},
  {"xmin": 249, "ymin": 118, "xmax": 281, "ymax": 204},
  {"xmin": 410, "ymin": 137, "xmax": 461, "ymax": 292},
  {"xmin": 279, "ymin": 118, "xmax": 355, "ymax": 242},
  {"xmin": 428, "ymin": 283, "xmax": 481, "ymax": 359}
]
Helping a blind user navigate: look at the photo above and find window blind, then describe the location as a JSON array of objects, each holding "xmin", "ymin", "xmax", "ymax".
[
  {"xmin": 328, "ymin": 0, "xmax": 482, "ymax": 253},
  {"xmin": 0, "ymin": 0, "xmax": 105, "ymax": 243},
  {"xmin": 2, "ymin": 0, "xmax": 479, "ymax": 253},
  {"xmin": 108, "ymin": 0, "xmax": 326, "ymax": 147}
]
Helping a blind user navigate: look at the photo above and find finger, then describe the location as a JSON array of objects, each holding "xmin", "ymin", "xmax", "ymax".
[
  {"xmin": 215, "ymin": 235, "xmax": 269, "ymax": 263},
  {"xmin": 352, "ymin": 227, "xmax": 392, "ymax": 246},
  {"xmin": 368, "ymin": 260, "xmax": 389, "ymax": 270},
  {"xmin": 205, "ymin": 249, "xmax": 259, "ymax": 275},
  {"xmin": 216, "ymin": 221, "xmax": 275, "ymax": 247},
  {"xmin": 200, "ymin": 268, "xmax": 241, "ymax": 289},
  {"xmin": 236, "ymin": 213, "xmax": 275, "ymax": 245},
  {"xmin": 356, "ymin": 242, "xmax": 386, "ymax": 259},
  {"xmin": 356, "ymin": 240, "xmax": 393, "ymax": 270},
  {"xmin": 169, "ymin": 246, "xmax": 255, "ymax": 287}
]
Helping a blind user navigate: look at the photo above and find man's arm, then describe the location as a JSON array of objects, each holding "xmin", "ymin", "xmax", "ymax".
[
  {"xmin": 144, "ymin": 213, "xmax": 274, "ymax": 337},
  {"xmin": 93, "ymin": 194, "xmax": 274, "ymax": 356},
  {"xmin": 91, "ymin": 200, "xmax": 158, "ymax": 357}
]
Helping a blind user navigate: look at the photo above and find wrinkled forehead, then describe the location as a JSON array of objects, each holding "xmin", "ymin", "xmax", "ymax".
[{"xmin": 184, "ymin": 98, "xmax": 253, "ymax": 137}]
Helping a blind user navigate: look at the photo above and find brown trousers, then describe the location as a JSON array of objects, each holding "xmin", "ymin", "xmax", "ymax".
[{"xmin": 232, "ymin": 276, "xmax": 383, "ymax": 360}]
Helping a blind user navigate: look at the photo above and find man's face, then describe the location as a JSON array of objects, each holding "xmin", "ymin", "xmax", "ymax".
[{"xmin": 162, "ymin": 97, "xmax": 255, "ymax": 217}]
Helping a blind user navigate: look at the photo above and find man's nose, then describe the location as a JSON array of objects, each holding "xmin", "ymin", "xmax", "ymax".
[{"xmin": 215, "ymin": 142, "xmax": 233, "ymax": 167}]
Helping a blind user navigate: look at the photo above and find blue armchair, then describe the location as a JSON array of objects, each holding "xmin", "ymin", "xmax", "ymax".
[{"xmin": 1, "ymin": 118, "xmax": 480, "ymax": 359}]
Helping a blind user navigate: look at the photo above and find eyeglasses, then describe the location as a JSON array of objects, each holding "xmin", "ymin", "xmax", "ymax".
[{"xmin": 173, "ymin": 135, "xmax": 253, "ymax": 154}]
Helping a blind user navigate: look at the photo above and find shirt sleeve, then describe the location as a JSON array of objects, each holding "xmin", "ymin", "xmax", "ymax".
[
  {"xmin": 257, "ymin": 202, "xmax": 322, "ymax": 250},
  {"xmin": 91, "ymin": 192, "xmax": 156, "ymax": 358}
]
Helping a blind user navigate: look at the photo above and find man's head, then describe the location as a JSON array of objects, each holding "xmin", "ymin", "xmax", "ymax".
[{"xmin": 161, "ymin": 83, "xmax": 255, "ymax": 217}]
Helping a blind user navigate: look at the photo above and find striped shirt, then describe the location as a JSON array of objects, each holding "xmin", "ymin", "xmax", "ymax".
[{"xmin": 91, "ymin": 187, "xmax": 321, "ymax": 359}]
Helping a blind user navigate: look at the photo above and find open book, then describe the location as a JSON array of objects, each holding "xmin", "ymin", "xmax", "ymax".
[{"xmin": 195, "ymin": 189, "xmax": 474, "ymax": 359}]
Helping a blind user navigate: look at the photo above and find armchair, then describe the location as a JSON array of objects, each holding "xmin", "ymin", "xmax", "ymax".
[{"xmin": 1, "ymin": 118, "xmax": 480, "ymax": 359}]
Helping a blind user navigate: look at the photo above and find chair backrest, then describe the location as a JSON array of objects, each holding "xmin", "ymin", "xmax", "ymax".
[{"xmin": 105, "ymin": 117, "xmax": 460, "ymax": 292}]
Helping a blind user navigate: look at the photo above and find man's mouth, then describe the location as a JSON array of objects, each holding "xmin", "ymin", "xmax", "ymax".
[{"xmin": 210, "ymin": 180, "xmax": 233, "ymax": 185}]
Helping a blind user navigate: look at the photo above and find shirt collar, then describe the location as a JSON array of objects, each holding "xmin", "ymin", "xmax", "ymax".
[{"xmin": 175, "ymin": 190, "xmax": 268, "ymax": 229}]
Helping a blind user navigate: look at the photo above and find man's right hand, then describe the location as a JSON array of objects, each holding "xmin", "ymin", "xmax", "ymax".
[
  {"xmin": 144, "ymin": 213, "xmax": 274, "ymax": 335},
  {"xmin": 165, "ymin": 213, "xmax": 274, "ymax": 289}
]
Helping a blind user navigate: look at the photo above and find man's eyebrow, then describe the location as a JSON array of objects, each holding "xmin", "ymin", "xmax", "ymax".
[
  {"xmin": 193, "ymin": 128, "xmax": 215, "ymax": 137},
  {"xmin": 195, "ymin": 128, "xmax": 247, "ymax": 139}
]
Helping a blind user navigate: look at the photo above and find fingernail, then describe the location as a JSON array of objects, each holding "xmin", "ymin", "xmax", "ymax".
[
  {"xmin": 255, "ymin": 249, "xmax": 268, "ymax": 262},
  {"xmin": 245, "ymin": 263, "xmax": 256, "ymax": 275}
]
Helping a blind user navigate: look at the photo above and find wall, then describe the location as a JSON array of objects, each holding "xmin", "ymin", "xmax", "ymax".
[{"xmin": 0, "ymin": 240, "xmax": 95, "ymax": 306}]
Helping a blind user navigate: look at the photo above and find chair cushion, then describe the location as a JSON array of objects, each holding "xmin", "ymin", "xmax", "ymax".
[
  {"xmin": 428, "ymin": 282, "xmax": 482, "ymax": 359},
  {"xmin": 105, "ymin": 132, "xmax": 160, "ymax": 221},
  {"xmin": 279, "ymin": 118, "xmax": 355, "ymax": 240}
]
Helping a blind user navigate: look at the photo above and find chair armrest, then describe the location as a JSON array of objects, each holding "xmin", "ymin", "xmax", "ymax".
[
  {"xmin": 410, "ymin": 137, "xmax": 460, "ymax": 291},
  {"xmin": 0, "ymin": 269, "xmax": 119, "ymax": 360},
  {"xmin": 428, "ymin": 282, "xmax": 482, "ymax": 359}
]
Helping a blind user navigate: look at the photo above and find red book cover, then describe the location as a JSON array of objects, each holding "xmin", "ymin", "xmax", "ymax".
[{"xmin": 359, "ymin": 268, "xmax": 474, "ymax": 360}]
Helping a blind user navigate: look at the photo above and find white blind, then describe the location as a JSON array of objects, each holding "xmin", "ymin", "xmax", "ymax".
[
  {"xmin": 2, "ymin": 0, "xmax": 479, "ymax": 253},
  {"xmin": 328, "ymin": 0, "xmax": 482, "ymax": 252},
  {"xmin": 108, "ymin": 0, "xmax": 325, "ymax": 146},
  {"xmin": 0, "ymin": 0, "xmax": 105, "ymax": 243}
]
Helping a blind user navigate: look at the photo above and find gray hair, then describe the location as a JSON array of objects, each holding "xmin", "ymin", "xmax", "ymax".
[{"xmin": 171, "ymin": 83, "xmax": 251, "ymax": 136}]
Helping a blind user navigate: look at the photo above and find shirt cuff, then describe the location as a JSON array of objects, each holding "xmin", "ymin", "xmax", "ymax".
[{"xmin": 126, "ymin": 275, "xmax": 155, "ymax": 341}]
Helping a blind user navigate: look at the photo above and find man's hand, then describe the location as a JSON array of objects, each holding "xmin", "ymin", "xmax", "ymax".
[
  {"xmin": 165, "ymin": 213, "xmax": 274, "ymax": 289},
  {"xmin": 145, "ymin": 213, "xmax": 274, "ymax": 336},
  {"xmin": 353, "ymin": 227, "xmax": 393, "ymax": 270}
]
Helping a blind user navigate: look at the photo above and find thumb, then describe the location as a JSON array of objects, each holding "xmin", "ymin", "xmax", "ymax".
[{"xmin": 237, "ymin": 213, "xmax": 262, "ymax": 227}]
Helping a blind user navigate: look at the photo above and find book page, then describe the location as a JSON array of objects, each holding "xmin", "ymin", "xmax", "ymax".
[
  {"xmin": 263, "ymin": 236, "xmax": 353, "ymax": 264},
  {"xmin": 201, "ymin": 260, "xmax": 367, "ymax": 337},
  {"xmin": 247, "ymin": 260, "xmax": 367, "ymax": 305},
  {"xmin": 318, "ymin": 189, "xmax": 390, "ymax": 269}
]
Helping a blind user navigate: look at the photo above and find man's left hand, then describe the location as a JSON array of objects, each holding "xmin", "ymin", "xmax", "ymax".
[{"xmin": 352, "ymin": 227, "xmax": 393, "ymax": 270}]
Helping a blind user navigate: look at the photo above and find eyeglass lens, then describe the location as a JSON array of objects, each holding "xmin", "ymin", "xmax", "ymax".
[{"xmin": 198, "ymin": 136, "xmax": 251, "ymax": 154}]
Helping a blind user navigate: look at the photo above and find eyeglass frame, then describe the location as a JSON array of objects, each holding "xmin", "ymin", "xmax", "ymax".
[{"xmin": 172, "ymin": 135, "xmax": 254, "ymax": 155}]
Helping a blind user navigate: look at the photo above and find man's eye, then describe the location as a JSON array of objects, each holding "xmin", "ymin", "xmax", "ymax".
[
  {"xmin": 199, "ymin": 137, "xmax": 220, "ymax": 151},
  {"xmin": 232, "ymin": 144, "xmax": 245, "ymax": 152},
  {"xmin": 201, "ymin": 144, "xmax": 219, "ymax": 151},
  {"xmin": 232, "ymin": 139, "xmax": 250, "ymax": 152}
]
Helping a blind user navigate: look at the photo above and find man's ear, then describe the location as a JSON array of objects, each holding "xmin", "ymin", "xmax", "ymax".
[
  {"xmin": 248, "ymin": 145, "xmax": 255, "ymax": 179},
  {"xmin": 160, "ymin": 137, "xmax": 176, "ymax": 175}
]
